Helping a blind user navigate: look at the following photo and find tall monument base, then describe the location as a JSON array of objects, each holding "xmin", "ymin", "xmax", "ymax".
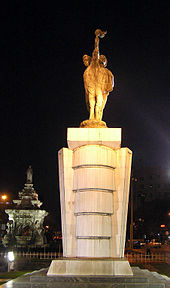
[
  {"xmin": 49, "ymin": 128, "xmax": 133, "ymax": 276},
  {"xmin": 47, "ymin": 258, "xmax": 133, "ymax": 276}
]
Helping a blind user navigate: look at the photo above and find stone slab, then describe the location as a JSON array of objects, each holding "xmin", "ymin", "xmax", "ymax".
[
  {"xmin": 67, "ymin": 128, "xmax": 121, "ymax": 149},
  {"xmin": 47, "ymin": 258, "xmax": 133, "ymax": 276}
]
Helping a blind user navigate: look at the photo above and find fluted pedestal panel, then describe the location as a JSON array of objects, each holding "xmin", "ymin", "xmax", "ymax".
[{"xmin": 73, "ymin": 144, "xmax": 115, "ymax": 257}]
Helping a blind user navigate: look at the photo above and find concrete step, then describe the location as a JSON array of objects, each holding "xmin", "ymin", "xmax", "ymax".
[
  {"xmin": 133, "ymin": 268, "xmax": 170, "ymax": 288},
  {"xmin": 11, "ymin": 267, "xmax": 167, "ymax": 288},
  {"xmin": 1, "ymin": 267, "xmax": 168, "ymax": 288}
]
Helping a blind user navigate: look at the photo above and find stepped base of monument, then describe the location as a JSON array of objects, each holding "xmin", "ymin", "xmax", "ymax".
[
  {"xmin": 47, "ymin": 257, "xmax": 133, "ymax": 276},
  {"xmin": 5, "ymin": 266, "xmax": 169, "ymax": 287}
]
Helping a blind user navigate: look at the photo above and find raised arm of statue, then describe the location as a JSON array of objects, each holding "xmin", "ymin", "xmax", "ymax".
[
  {"xmin": 92, "ymin": 29, "xmax": 107, "ymax": 62},
  {"xmin": 94, "ymin": 29, "xmax": 107, "ymax": 50}
]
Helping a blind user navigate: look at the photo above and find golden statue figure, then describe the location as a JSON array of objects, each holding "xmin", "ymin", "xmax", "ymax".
[{"xmin": 80, "ymin": 29, "xmax": 114, "ymax": 128}]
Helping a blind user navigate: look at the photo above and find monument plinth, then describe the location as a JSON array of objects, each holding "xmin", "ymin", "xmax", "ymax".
[
  {"xmin": 48, "ymin": 29, "xmax": 133, "ymax": 276},
  {"xmin": 48, "ymin": 128, "xmax": 132, "ymax": 275}
]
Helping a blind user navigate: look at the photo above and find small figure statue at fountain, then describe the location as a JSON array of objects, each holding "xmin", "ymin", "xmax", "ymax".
[{"xmin": 26, "ymin": 165, "xmax": 33, "ymax": 184}]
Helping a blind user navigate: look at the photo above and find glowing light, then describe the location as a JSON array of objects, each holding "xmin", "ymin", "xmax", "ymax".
[
  {"xmin": 1, "ymin": 195, "xmax": 7, "ymax": 200},
  {"xmin": 160, "ymin": 224, "xmax": 165, "ymax": 228},
  {"xmin": 7, "ymin": 251, "xmax": 14, "ymax": 262}
]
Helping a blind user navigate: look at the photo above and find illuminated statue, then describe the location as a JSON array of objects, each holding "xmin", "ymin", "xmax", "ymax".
[
  {"xmin": 26, "ymin": 165, "xmax": 33, "ymax": 184},
  {"xmin": 82, "ymin": 29, "xmax": 114, "ymax": 123}
]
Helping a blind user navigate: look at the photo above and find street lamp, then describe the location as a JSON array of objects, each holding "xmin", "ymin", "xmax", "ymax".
[
  {"xmin": 7, "ymin": 251, "xmax": 15, "ymax": 271},
  {"xmin": 130, "ymin": 174, "xmax": 134, "ymax": 250},
  {"xmin": 1, "ymin": 195, "xmax": 7, "ymax": 201}
]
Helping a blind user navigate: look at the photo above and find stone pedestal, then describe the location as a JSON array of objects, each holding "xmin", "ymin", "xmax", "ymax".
[{"xmin": 48, "ymin": 128, "xmax": 133, "ymax": 275}]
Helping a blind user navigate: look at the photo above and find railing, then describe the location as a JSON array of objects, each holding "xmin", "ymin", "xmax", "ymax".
[
  {"xmin": 0, "ymin": 251, "xmax": 62, "ymax": 260},
  {"xmin": 125, "ymin": 252, "xmax": 169, "ymax": 264},
  {"xmin": 0, "ymin": 251, "xmax": 169, "ymax": 264}
]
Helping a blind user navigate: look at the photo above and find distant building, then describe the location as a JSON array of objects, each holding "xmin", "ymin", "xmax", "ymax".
[
  {"xmin": 3, "ymin": 166, "xmax": 48, "ymax": 248},
  {"xmin": 133, "ymin": 166, "xmax": 170, "ymax": 211}
]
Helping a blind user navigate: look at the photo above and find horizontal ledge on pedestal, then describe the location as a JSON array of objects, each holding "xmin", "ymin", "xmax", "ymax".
[
  {"xmin": 73, "ymin": 164, "xmax": 115, "ymax": 170},
  {"xmin": 74, "ymin": 212, "xmax": 112, "ymax": 216},
  {"xmin": 67, "ymin": 128, "xmax": 122, "ymax": 150},
  {"xmin": 76, "ymin": 236, "xmax": 110, "ymax": 239},
  {"xmin": 73, "ymin": 188, "xmax": 115, "ymax": 193}
]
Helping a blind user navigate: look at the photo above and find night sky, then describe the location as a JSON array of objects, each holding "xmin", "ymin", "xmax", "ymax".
[{"xmin": 0, "ymin": 1, "xmax": 169, "ymax": 226}]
